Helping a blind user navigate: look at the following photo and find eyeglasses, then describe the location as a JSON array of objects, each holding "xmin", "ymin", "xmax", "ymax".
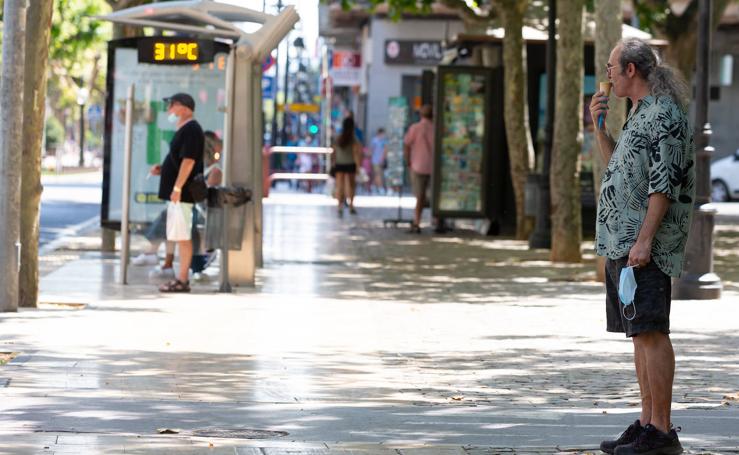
[{"xmin": 606, "ymin": 62, "xmax": 619, "ymax": 76}]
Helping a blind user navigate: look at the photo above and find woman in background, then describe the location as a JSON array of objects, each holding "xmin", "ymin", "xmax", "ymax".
[{"xmin": 332, "ymin": 116, "xmax": 362, "ymax": 216}]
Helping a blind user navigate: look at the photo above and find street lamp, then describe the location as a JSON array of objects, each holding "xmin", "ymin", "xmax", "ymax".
[
  {"xmin": 76, "ymin": 87, "xmax": 89, "ymax": 168},
  {"xmin": 673, "ymin": 0, "xmax": 722, "ymax": 299}
]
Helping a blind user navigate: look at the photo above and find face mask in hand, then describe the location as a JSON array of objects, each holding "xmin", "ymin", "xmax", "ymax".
[
  {"xmin": 167, "ymin": 113, "xmax": 180, "ymax": 124},
  {"xmin": 618, "ymin": 266, "xmax": 638, "ymax": 321}
]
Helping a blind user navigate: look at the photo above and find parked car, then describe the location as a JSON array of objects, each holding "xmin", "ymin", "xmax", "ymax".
[{"xmin": 711, "ymin": 149, "xmax": 739, "ymax": 202}]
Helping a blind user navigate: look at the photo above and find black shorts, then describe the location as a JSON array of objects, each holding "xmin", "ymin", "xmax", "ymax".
[
  {"xmin": 605, "ymin": 256, "xmax": 672, "ymax": 338},
  {"xmin": 334, "ymin": 163, "xmax": 356, "ymax": 174}
]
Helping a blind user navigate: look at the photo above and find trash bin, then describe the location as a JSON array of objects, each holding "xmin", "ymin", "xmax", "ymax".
[{"xmin": 205, "ymin": 186, "xmax": 252, "ymax": 251}]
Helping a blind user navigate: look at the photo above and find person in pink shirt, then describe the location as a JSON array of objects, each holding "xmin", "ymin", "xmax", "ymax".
[{"xmin": 403, "ymin": 104, "xmax": 434, "ymax": 233}]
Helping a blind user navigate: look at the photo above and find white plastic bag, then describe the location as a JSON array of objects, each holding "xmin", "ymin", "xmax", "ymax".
[{"xmin": 166, "ymin": 202, "xmax": 192, "ymax": 241}]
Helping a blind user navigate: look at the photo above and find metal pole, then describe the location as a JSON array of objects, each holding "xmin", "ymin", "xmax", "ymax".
[
  {"xmin": 270, "ymin": 0, "xmax": 283, "ymax": 146},
  {"xmin": 219, "ymin": 49, "xmax": 236, "ymax": 293},
  {"xmin": 321, "ymin": 45, "xmax": 333, "ymax": 172},
  {"xmin": 673, "ymin": 0, "xmax": 722, "ymax": 299},
  {"xmin": 78, "ymin": 103, "xmax": 85, "ymax": 167},
  {"xmin": 281, "ymin": 37, "xmax": 291, "ymax": 145},
  {"xmin": 119, "ymin": 84, "xmax": 135, "ymax": 285},
  {"xmin": 253, "ymin": 62, "xmax": 264, "ymax": 268},
  {"xmin": 529, "ymin": 0, "xmax": 555, "ymax": 249}
]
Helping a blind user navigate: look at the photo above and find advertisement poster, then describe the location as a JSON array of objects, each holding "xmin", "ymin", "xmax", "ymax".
[
  {"xmin": 105, "ymin": 44, "xmax": 228, "ymax": 225},
  {"xmin": 435, "ymin": 70, "xmax": 488, "ymax": 215},
  {"xmin": 385, "ymin": 97, "xmax": 408, "ymax": 188}
]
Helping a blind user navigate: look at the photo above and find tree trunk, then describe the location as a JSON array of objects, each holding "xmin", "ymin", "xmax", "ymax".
[
  {"xmin": 19, "ymin": 0, "xmax": 54, "ymax": 308},
  {"xmin": 663, "ymin": 27, "xmax": 699, "ymax": 83},
  {"xmin": 500, "ymin": 0, "xmax": 536, "ymax": 240},
  {"xmin": 592, "ymin": 0, "xmax": 627, "ymax": 281},
  {"xmin": 0, "ymin": 0, "xmax": 28, "ymax": 312},
  {"xmin": 550, "ymin": 0, "xmax": 584, "ymax": 263}
]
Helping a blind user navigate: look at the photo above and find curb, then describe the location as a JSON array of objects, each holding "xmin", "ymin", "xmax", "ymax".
[{"xmin": 38, "ymin": 215, "xmax": 100, "ymax": 257}]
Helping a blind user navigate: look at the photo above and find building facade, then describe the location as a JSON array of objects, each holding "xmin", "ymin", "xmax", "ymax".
[{"xmin": 319, "ymin": 3, "xmax": 464, "ymax": 141}]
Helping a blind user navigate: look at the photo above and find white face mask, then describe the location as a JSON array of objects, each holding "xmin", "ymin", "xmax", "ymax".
[
  {"xmin": 167, "ymin": 113, "xmax": 180, "ymax": 124},
  {"xmin": 619, "ymin": 266, "xmax": 638, "ymax": 321}
]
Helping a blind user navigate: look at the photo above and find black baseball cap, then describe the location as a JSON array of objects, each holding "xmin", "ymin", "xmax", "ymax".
[{"xmin": 163, "ymin": 93, "xmax": 195, "ymax": 111}]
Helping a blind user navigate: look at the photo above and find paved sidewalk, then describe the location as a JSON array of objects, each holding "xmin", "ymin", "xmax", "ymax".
[{"xmin": 1, "ymin": 193, "xmax": 738, "ymax": 454}]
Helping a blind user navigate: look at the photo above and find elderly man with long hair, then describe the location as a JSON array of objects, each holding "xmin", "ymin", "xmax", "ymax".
[{"xmin": 590, "ymin": 38, "xmax": 694, "ymax": 455}]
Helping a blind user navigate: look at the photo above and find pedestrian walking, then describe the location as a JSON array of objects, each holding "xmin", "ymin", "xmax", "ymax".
[
  {"xmin": 590, "ymin": 38, "xmax": 694, "ymax": 455},
  {"xmin": 150, "ymin": 93, "xmax": 205, "ymax": 293},
  {"xmin": 370, "ymin": 128, "xmax": 388, "ymax": 194},
  {"xmin": 331, "ymin": 116, "xmax": 362, "ymax": 217},
  {"xmin": 403, "ymin": 104, "xmax": 434, "ymax": 233}
]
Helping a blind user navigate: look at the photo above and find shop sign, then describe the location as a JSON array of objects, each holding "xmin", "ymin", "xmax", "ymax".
[
  {"xmin": 330, "ymin": 50, "xmax": 362, "ymax": 87},
  {"xmin": 384, "ymin": 40, "xmax": 443, "ymax": 65}
]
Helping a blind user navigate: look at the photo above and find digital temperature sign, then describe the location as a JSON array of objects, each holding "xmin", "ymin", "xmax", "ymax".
[{"xmin": 137, "ymin": 37, "xmax": 216, "ymax": 65}]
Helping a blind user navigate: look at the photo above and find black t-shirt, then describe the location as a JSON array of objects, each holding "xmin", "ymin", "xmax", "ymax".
[{"xmin": 158, "ymin": 120, "xmax": 204, "ymax": 203}]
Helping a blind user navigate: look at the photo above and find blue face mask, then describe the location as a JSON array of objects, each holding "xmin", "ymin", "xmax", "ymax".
[
  {"xmin": 618, "ymin": 266, "xmax": 638, "ymax": 321},
  {"xmin": 167, "ymin": 113, "xmax": 179, "ymax": 124}
]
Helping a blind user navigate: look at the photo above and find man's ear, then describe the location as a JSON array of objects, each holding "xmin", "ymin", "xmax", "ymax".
[{"xmin": 627, "ymin": 62, "xmax": 636, "ymax": 78}]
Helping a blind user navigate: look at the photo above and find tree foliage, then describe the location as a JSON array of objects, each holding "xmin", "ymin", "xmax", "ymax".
[
  {"xmin": 47, "ymin": 0, "xmax": 112, "ymax": 117},
  {"xmin": 631, "ymin": 0, "xmax": 732, "ymax": 80}
]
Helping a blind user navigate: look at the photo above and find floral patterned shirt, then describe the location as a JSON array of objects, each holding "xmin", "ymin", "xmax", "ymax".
[{"xmin": 595, "ymin": 95, "xmax": 695, "ymax": 277}]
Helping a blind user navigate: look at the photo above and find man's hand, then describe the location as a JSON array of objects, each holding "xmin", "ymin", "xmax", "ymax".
[
  {"xmin": 150, "ymin": 164, "xmax": 162, "ymax": 176},
  {"xmin": 628, "ymin": 240, "xmax": 652, "ymax": 268},
  {"xmin": 589, "ymin": 90, "xmax": 609, "ymax": 129},
  {"xmin": 170, "ymin": 188, "xmax": 182, "ymax": 203}
]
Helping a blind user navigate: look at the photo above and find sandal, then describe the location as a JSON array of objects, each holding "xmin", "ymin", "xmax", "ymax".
[
  {"xmin": 407, "ymin": 224, "xmax": 421, "ymax": 234},
  {"xmin": 159, "ymin": 279, "xmax": 191, "ymax": 293}
]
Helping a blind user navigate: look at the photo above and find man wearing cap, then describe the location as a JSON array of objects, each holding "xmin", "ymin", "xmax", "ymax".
[{"xmin": 149, "ymin": 93, "xmax": 204, "ymax": 293}]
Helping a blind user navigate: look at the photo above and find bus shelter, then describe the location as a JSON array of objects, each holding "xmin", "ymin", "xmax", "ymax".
[{"xmin": 99, "ymin": 0, "xmax": 299, "ymax": 289}]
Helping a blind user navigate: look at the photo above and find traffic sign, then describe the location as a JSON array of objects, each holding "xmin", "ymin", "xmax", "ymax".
[{"xmin": 262, "ymin": 76, "xmax": 275, "ymax": 99}]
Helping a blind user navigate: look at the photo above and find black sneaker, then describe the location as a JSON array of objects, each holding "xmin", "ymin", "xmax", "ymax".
[
  {"xmin": 614, "ymin": 424, "xmax": 683, "ymax": 455},
  {"xmin": 600, "ymin": 420, "xmax": 644, "ymax": 454}
]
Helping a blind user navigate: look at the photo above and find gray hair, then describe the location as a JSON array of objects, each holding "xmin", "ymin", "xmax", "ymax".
[{"xmin": 618, "ymin": 38, "xmax": 690, "ymax": 112}]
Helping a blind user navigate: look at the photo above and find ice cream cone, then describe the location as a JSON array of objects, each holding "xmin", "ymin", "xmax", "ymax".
[
  {"xmin": 600, "ymin": 81, "xmax": 612, "ymax": 96},
  {"xmin": 598, "ymin": 82, "xmax": 612, "ymax": 129}
]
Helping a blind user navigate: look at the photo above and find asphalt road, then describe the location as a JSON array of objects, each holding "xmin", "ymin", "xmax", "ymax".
[{"xmin": 40, "ymin": 172, "xmax": 102, "ymax": 247}]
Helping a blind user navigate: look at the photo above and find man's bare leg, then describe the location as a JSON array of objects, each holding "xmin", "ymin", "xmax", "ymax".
[
  {"xmin": 634, "ymin": 331, "xmax": 675, "ymax": 433},
  {"xmin": 634, "ymin": 339, "xmax": 652, "ymax": 425},
  {"xmin": 414, "ymin": 196, "xmax": 423, "ymax": 227},
  {"xmin": 177, "ymin": 240, "xmax": 193, "ymax": 282}
]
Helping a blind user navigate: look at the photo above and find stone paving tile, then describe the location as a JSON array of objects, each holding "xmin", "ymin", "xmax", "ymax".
[
  {"xmin": 263, "ymin": 448, "xmax": 333, "ymax": 455},
  {"xmin": 400, "ymin": 447, "xmax": 468, "ymax": 455},
  {"xmin": 0, "ymin": 434, "xmax": 737, "ymax": 455}
]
